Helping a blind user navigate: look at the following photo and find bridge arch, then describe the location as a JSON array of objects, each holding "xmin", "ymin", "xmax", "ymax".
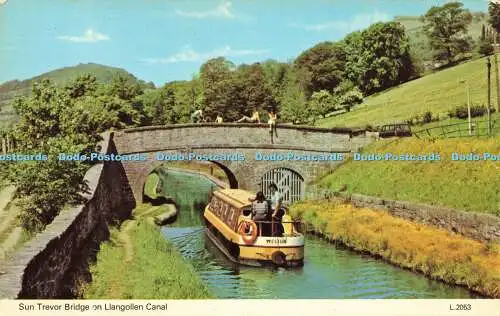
[
  {"xmin": 260, "ymin": 167, "xmax": 304, "ymax": 205},
  {"xmin": 137, "ymin": 158, "xmax": 239, "ymax": 203}
]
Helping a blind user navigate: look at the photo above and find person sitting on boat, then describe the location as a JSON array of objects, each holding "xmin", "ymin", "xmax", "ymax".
[
  {"xmin": 269, "ymin": 183, "xmax": 284, "ymax": 237},
  {"xmin": 250, "ymin": 191, "xmax": 270, "ymax": 236}
]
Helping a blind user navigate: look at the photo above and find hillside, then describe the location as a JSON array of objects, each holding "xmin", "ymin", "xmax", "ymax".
[
  {"xmin": 317, "ymin": 55, "xmax": 499, "ymax": 128},
  {"xmin": 395, "ymin": 12, "xmax": 487, "ymax": 69},
  {"xmin": 0, "ymin": 63, "xmax": 154, "ymax": 129},
  {"xmin": 318, "ymin": 138, "xmax": 500, "ymax": 215}
]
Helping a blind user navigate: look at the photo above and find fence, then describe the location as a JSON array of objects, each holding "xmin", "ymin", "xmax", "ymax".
[{"xmin": 413, "ymin": 119, "xmax": 499, "ymax": 139}]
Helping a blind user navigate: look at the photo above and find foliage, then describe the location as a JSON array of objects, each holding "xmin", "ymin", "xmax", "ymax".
[
  {"xmin": 290, "ymin": 201, "xmax": 500, "ymax": 298},
  {"xmin": 422, "ymin": 2, "xmax": 473, "ymax": 64},
  {"xmin": 449, "ymin": 104, "xmax": 496, "ymax": 119},
  {"xmin": 279, "ymin": 68, "xmax": 311, "ymax": 124},
  {"xmin": 317, "ymin": 56, "xmax": 498, "ymax": 128},
  {"xmin": 83, "ymin": 206, "xmax": 213, "ymax": 299},
  {"xmin": 295, "ymin": 42, "xmax": 347, "ymax": 97},
  {"xmin": 343, "ymin": 22, "xmax": 416, "ymax": 95},
  {"xmin": 478, "ymin": 39, "xmax": 494, "ymax": 57},
  {"xmin": 489, "ymin": 1, "xmax": 500, "ymax": 34},
  {"xmin": 309, "ymin": 90, "xmax": 336, "ymax": 118},
  {"xmin": 336, "ymin": 86, "xmax": 363, "ymax": 112},
  {"xmin": 6, "ymin": 75, "xmax": 141, "ymax": 232}
]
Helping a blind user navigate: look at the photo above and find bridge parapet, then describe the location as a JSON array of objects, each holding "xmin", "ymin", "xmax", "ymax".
[{"xmin": 114, "ymin": 123, "xmax": 367, "ymax": 154}]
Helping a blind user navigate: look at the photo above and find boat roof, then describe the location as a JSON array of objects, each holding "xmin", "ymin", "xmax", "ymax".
[{"xmin": 213, "ymin": 189, "xmax": 254, "ymax": 209}]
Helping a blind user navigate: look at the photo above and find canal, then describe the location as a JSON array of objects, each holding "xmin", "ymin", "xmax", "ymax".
[{"xmin": 157, "ymin": 168, "xmax": 478, "ymax": 299}]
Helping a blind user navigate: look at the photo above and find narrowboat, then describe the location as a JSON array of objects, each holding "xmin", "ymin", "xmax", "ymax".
[{"xmin": 203, "ymin": 189, "xmax": 304, "ymax": 267}]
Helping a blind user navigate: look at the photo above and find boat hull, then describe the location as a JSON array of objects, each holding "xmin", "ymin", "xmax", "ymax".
[{"xmin": 204, "ymin": 217, "xmax": 304, "ymax": 268}]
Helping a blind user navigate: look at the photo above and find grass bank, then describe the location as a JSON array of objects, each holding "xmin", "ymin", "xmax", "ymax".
[
  {"xmin": 81, "ymin": 203, "xmax": 213, "ymax": 299},
  {"xmin": 290, "ymin": 200, "xmax": 500, "ymax": 298},
  {"xmin": 318, "ymin": 137, "xmax": 500, "ymax": 215},
  {"xmin": 317, "ymin": 55, "xmax": 500, "ymax": 128}
]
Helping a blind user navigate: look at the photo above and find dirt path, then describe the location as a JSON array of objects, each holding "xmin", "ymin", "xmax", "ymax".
[
  {"xmin": 118, "ymin": 221, "xmax": 136, "ymax": 263},
  {"xmin": 0, "ymin": 227, "xmax": 22, "ymax": 260},
  {"xmin": 0, "ymin": 186, "xmax": 14, "ymax": 215}
]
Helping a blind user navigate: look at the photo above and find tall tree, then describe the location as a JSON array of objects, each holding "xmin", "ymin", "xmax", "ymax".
[
  {"xmin": 237, "ymin": 63, "xmax": 276, "ymax": 113},
  {"xmin": 343, "ymin": 22, "xmax": 415, "ymax": 95},
  {"xmin": 481, "ymin": 24, "xmax": 486, "ymax": 41},
  {"xmin": 422, "ymin": 2, "xmax": 473, "ymax": 65},
  {"xmin": 199, "ymin": 57, "xmax": 239, "ymax": 119},
  {"xmin": 294, "ymin": 42, "xmax": 347, "ymax": 98},
  {"xmin": 489, "ymin": 1, "xmax": 500, "ymax": 34}
]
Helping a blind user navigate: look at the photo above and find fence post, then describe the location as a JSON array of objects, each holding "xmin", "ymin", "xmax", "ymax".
[{"xmin": 1, "ymin": 137, "xmax": 5, "ymax": 155}]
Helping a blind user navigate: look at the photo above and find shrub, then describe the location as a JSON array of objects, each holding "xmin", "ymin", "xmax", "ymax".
[
  {"xmin": 423, "ymin": 111, "xmax": 433, "ymax": 123},
  {"xmin": 478, "ymin": 39, "xmax": 494, "ymax": 57},
  {"xmin": 451, "ymin": 104, "xmax": 492, "ymax": 119}
]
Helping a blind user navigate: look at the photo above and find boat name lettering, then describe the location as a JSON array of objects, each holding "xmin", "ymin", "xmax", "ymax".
[{"xmin": 266, "ymin": 238, "xmax": 287, "ymax": 244}]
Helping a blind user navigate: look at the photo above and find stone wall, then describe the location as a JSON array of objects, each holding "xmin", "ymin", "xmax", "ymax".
[
  {"xmin": 331, "ymin": 193, "xmax": 500, "ymax": 243},
  {"xmin": 0, "ymin": 132, "xmax": 136, "ymax": 299}
]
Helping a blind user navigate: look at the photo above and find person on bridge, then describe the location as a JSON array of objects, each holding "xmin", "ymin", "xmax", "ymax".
[
  {"xmin": 191, "ymin": 109, "xmax": 204, "ymax": 123},
  {"xmin": 215, "ymin": 113, "xmax": 224, "ymax": 123},
  {"xmin": 236, "ymin": 109, "xmax": 261, "ymax": 123},
  {"xmin": 269, "ymin": 183, "xmax": 284, "ymax": 237},
  {"xmin": 267, "ymin": 109, "xmax": 278, "ymax": 137},
  {"xmin": 250, "ymin": 191, "xmax": 271, "ymax": 236}
]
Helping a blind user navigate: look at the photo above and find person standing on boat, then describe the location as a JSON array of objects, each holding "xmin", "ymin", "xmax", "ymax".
[
  {"xmin": 250, "ymin": 191, "xmax": 270, "ymax": 236},
  {"xmin": 269, "ymin": 183, "xmax": 284, "ymax": 236}
]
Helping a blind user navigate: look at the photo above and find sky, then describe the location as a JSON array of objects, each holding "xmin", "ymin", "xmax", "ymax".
[{"xmin": 0, "ymin": 0, "xmax": 489, "ymax": 86}]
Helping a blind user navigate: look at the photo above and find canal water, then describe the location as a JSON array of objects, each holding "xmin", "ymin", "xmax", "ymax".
[{"xmin": 157, "ymin": 168, "xmax": 477, "ymax": 299}]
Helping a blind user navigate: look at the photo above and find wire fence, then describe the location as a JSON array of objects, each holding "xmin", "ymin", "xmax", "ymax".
[{"xmin": 413, "ymin": 119, "xmax": 499, "ymax": 139}]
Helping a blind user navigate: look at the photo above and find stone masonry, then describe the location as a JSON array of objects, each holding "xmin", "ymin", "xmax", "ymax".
[{"xmin": 113, "ymin": 123, "xmax": 372, "ymax": 202}]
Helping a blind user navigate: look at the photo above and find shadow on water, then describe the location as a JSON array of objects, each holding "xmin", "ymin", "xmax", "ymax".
[{"xmin": 157, "ymin": 168, "xmax": 480, "ymax": 299}]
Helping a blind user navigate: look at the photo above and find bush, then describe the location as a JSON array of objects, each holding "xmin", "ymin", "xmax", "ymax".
[
  {"xmin": 423, "ymin": 111, "xmax": 433, "ymax": 123},
  {"xmin": 451, "ymin": 104, "xmax": 493, "ymax": 119},
  {"xmin": 478, "ymin": 39, "xmax": 494, "ymax": 57}
]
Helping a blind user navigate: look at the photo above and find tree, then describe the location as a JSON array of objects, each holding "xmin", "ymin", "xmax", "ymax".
[
  {"xmin": 199, "ymin": 57, "xmax": 239, "ymax": 119},
  {"xmin": 481, "ymin": 24, "xmax": 486, "ymax": 41},
  {"xmin": 343, "ymin": 22, "xmax": 415, "ymax": 95},
  {"xmin": 279, "ymin": 68, "xmax": 311, "ymax": 124},
  {"xmin": 478, "ymin": 39, "xmax": 494, "ymax": 56},
  {"xmin": 294, "ymin": 42, "xmax": 347, "ymax": 97},
  {"xmin": 337, "ymin": 87, "xmax": 363, "ymax": 112},
  {"xmin": 489, "ymin": 1, "xmax": 500, "ymax": 34},
  {"xmin": 309, "ymin": 90, "xmax": 336, "ymax": 118},
  {"xmin": 8, "ymin": 78, "xmax": 111, "ymax": 232},
  {"xmin": 422, "ymin": 2, "xmax": 473, "ymax": 65},
  {"xmin": 237, "ymin": 63, "xmax": 276, "ymax": 113}
]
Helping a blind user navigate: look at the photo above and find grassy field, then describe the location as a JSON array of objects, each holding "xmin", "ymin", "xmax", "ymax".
[
  {"xmin": 411, "ymin": 113, "xmax": 500, "ymax": 138},
  {"xmin": 290, "ymin": 201, "xmax": 500, "ymax": 298},
  {"xmin": 318, "ymin": 137, "xmax": 500, "ymax": 215},
  {"xmin": 82, "ymin": 202, "xmax": 213, "ymax": 299},
  {"xmin": 318, "ymin": 55, "xmax": 500, "ymax": 128}
]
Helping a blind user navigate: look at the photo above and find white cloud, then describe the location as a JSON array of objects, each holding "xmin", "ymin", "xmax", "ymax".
[
  {"xmin": 141, "ymin": 45, "xmax": 269, "ymax": 64},
  {"xmin": 57, "ymin": 29, "xmax": 110, "ymax": 43},
  {"xmin": 0, "ymin": 0, "xmax": 8, "ymax": 6},
  {"xmin": 175, "ymin": 1, "xmax": 235, "ymax": 19},
  {"xmin": 292, "ymin": 11, "xmax": 392, "ymax": 33}
]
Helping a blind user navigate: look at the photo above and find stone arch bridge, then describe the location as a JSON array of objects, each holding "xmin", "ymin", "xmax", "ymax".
[{"xmin": 112, "ymin": 123, "xmax": 373, "ymax": 205}]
